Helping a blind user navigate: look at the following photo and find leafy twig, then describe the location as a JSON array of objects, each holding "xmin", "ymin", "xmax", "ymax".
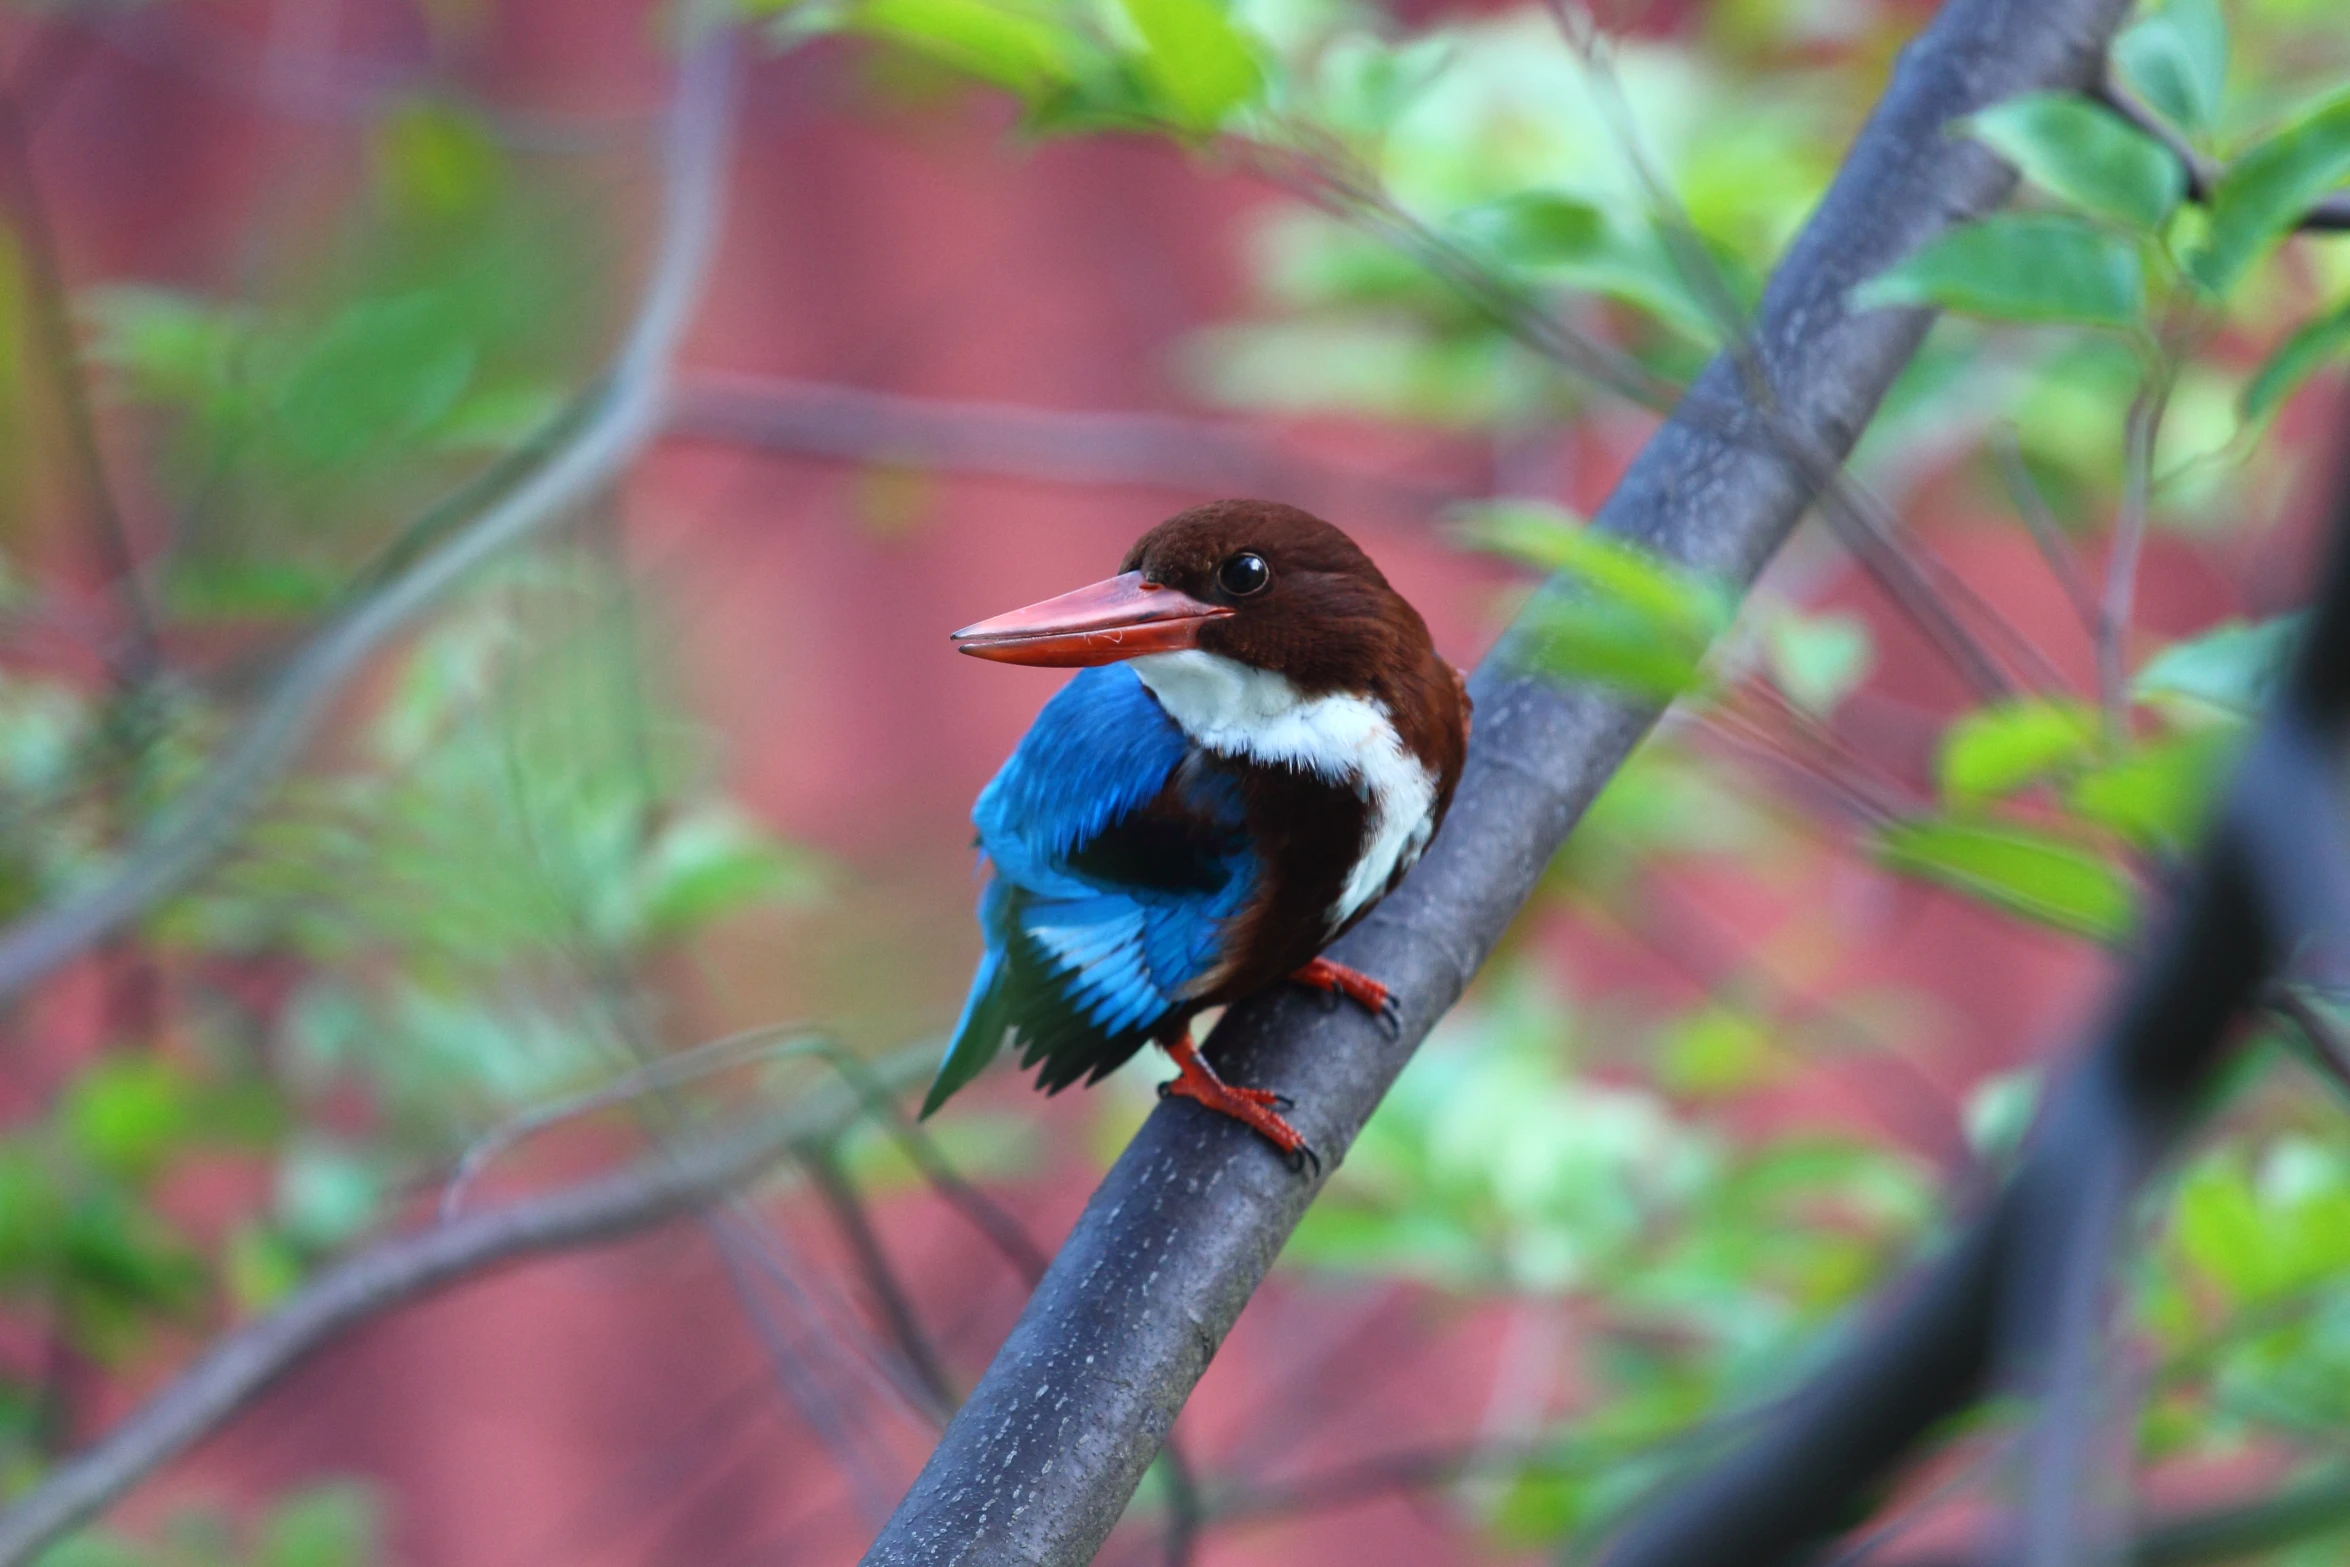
[
  {"xmin": 0, "ymin": 27, "xmax": 740, "ymax": 1007},
  {"xmin": 2093, "ymin": 77, "xmax": 2350, "ymax": 235}
]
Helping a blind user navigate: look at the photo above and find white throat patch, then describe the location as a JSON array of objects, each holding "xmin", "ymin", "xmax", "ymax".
[{"xmin": 1130, "ymin": 650, "xmax": 1438, "ymax": 928}]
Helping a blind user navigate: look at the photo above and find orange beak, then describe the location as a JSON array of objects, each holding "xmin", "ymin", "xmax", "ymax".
[{"xmin": 951, "ymin": 571, "xmax": 1232, "ymax": 667}]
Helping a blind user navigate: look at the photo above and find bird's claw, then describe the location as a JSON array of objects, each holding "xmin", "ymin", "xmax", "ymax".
[
  {"xmin": 1285, "ymin": 1141, "xmax": 1322, "ymax": 1177},
  {"xmin": 1376, "ymin": 991, "xmax": 1402, "ymax": 1039}
]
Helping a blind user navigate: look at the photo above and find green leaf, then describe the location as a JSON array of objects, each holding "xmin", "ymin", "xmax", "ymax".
[
  {"xmin": 1858, "ymin": 214, "xmax": 2144, "ymax": 329},
  {"xmin": 1876, "ymin": 818, "xmax": 2136, "ymax": 940},
  {"xmin": 374, "ymin": 99, "xmax": 505, "ymax": 223},
  {"xmin": 166, "ymin": 560, "xmax": 339, "ymax": 619},
  {"xmin": 2174, "ymin": 1158, "xmax": 2272, "ymax": 1301},
  {"xmin": 0, "ymin": 1142, "xmax": 65, "ymax": 1285},
  {"xmin": 1765, "ymin": 612, "xmax": 1873, "ymax": 716},
  {"xmin": 275, "ymin": 293, "xmax": 477, "ymax": 467},
  {"xmin": 28, "ymin": 1535, "xmax": 153, "ymax": 1567},
  {"xmin": 57, "ymin": 1191, "xmax": 205, "ymax": 1351},
  {"xmin": 261, "ymin": 1486, "xmax": 380, "ymax": 1567},
  {"xmin": 851, "ymin": 0, "xmax": 1077, "ymax": 98},
  {"xmin": 1657, "ymin": 1007, "xmax": 1774, "ymax": 1097},
  {"xmin": 1454, "ymin": 191, "xmax": 1607, "ymax": 266},
  {"xmin": 2068, "ymin": 729, "xmax": 2231, "ymax": 850},
  {"xmin": 276, "ymin": 1142, "xmax": 383, "ymax": 1251},
  {"xmin": 2131, "ymin": 615, "xmax": 2304, "ymax": 714},
  {"xmin": 64, "ymin": 1058, "xmax": 193, "ymax": 1185},
  {"xmin": 1458, "ymin": 502, "xmax": 1731, "ymax": 640},
  {"xmin": 1458, "ymin": 502, "xmax": 1732, "ymax": 701},
  {"xmin": 225, "ymin": 1222, "xmax": 305, "ymax": 1315},
  {"xmin": 1116, "ymin": 0, "xmax": 1259, "ymax": 132},
  {"xmin": 2193, "ymin": 89, "xmax": 2350, "ymax": 296},
  {"xmin": 84, "ymin": 288, "xmax": 248, "ymax": 409},
  {"xmin": 637, "ymin": 808, "xmax": 824, "ymax": 936},
  {"xmin": 1966, "ymin": 93, "xmax": 2185, "ymax": 230},
  {"xmin": 1452, "ymin": 194, "xmax": 1718, "ymax": 341},
  {"xmin": 2112, "ymin": 0, "xmax": 2227, "ymax": 134},
  {"xmin": 2243, "ymin": 300, "xmax": 2350, "ymax": 423},
  {"xmin": 1937, "ymin": 698, "xmax": 2098, "ymax": 803}
]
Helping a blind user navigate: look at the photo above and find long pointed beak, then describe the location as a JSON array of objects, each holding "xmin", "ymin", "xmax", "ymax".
[{"xmin": 952, "ymin": 571, "xmax": 1232, "ymax": 667}]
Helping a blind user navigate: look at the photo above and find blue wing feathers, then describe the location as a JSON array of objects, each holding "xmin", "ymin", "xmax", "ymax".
[{"xmin": 922, "ymin": 666, "xmax": 1256, "ymax": 1113}]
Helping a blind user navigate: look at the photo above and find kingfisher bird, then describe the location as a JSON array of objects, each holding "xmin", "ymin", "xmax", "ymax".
[{"xmin": 919, "ymin": 500, "xmax": 1471, "ymax": 1168}]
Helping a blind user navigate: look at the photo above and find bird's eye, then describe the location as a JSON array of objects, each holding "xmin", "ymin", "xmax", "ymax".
[{"xmin": 1217, "ymin": 552, "xmax": 1271, "ymax": 597}]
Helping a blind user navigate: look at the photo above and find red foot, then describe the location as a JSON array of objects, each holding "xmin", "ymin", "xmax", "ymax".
[
  {"xmin": 1291, "ymin": 957, "xmax": 1399, "ymax": 1032},
  {"xmin": 1158, "ymin": 1036, "xmax": 1318, "ymax": 1173}
]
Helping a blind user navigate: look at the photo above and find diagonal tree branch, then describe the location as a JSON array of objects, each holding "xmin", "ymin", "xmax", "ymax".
[
  {"xmin": 856, "ymin": 2, "xmax": 2137, "ymax": 1562},
  {"xmin": 0, "ymin": 26, "xmax": 740, "ymax": 1006},
  {"xmin": 0, "ymin": 1046, "xmax": 932, "ymax": 1567}
]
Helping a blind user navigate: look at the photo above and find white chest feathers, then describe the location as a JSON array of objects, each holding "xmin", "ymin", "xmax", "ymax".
[{"xmin": 1130, "ymin": 650, "xmax": 1438, "ymax": 929}]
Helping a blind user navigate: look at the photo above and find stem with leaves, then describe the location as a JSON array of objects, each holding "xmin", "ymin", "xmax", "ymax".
[{"xmin": 0, "ymin": 27, "xmax": 740, "ymax": 1007}]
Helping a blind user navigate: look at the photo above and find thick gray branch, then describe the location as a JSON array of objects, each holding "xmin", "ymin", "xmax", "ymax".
[
  {"xmin": 0, "ymin": 29, "xmax": 739, "ymax": 1005},
  {"xmin": 0, "ymin": 1049, "xmax": 926, "ymax": 1567},
  {"xmin": 858, "ymin": 2, "xmax": 2135, "ymax": 1562}
]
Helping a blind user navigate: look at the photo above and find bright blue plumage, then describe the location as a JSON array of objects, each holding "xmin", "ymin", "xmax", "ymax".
[{"xmin": 921, "ymin": 665, "xmax": 1256, "ymax": 1114}]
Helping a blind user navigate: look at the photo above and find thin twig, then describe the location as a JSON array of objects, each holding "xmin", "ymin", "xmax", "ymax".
[
  {"xmin": 440, "ymin": 1023, "xmax": 825, "ymax": 1220},
  {"xmin": 2099, "ymin": 374, "xmax": 2176, "ymax": 731},
  {"xmin": 2092, "ymin": 77, "xmax": 2350, "ymax": 235},
  {"xmin": 812, "ymin": 1042, "xmax": 1054, "ymax": 1286},
  {"xmin": 668, "ymin": 373, "xmax": 1468, "ymax": 515},
  {"xmin": 0, "ymin": 27, "xmax": 740, "ymax": 1007},
  {"xmin": 1991, "ymin": 421, "xmax": 2103, "ymax": 639},
  {"xmin": 802, "ymin": 1145, "xmax": 957, "ymax": 1420}
]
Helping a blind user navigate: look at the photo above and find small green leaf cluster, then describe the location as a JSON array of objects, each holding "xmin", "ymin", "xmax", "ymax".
[
  {"xmin": 1288, "ymin": 973, "xmax": 1932, "ymax": 1543},
  {"xmin": 32, "ymin": 1484, "xmax": 382, "ymax": 1567},
  {"xmin": 85, "ymin": 99, "xmax": 591, "ymax": 621},
  {"xmin": 1871, "ymin": 609, "xmax": 2293, "ymax": 946},
  {"xmin": 1454, "ymin": 499, "xmax": 1734, "ymax": 700}
]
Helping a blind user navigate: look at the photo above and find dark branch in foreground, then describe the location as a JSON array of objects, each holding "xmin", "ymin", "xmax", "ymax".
[
  {"xmin": 0, "ymin": 1048, "xmax": 929, "ymax": 1567},
  {"xmin": 0, "ymin": 28, "xmax": 739, "ymax": 1007},
  {"xmin": 1590, "ymin": 427, "xmax": 2350, "ymax": 1566},
  {"xmin": 857, "ymin": 2, "xmax": 2137, "ymax": 1562}
]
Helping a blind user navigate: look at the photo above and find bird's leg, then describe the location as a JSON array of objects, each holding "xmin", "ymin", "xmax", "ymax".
[
  {"xmin": 1290, "ymin": 956, "xmax": 1401, "ymax": 1035},
  {"xmin": 1157, "ymin": 1033, "xmax": 1318, "ymax": 1174}
]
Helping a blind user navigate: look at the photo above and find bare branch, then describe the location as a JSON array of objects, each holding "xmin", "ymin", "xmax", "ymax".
[
  {"xmin": 1991, "ymin": 420, "xmax": 2103, "ymax": 638},
  {"xmin": 0, "ymin": 27, "xmax": 740, "ymax": 1007},
  {"xmin": 442, "ymin": 1023, "xmax": 825, "ymax": 1220},
  {"xmin": 0, "ymin": 1045, "xmax": 931, "ymax": 1567},
  {"xmin": 666, "ymin": 372, "xmax": 1467, "ymax": 515},
  {"xmin": 857, "ymin": 4, "xmax": 2138, "ymax": 1562},
  {"xmin": 804, "ymin": 1145, "xmax": 958, "ymax": 1421},
  {"xmin": 2098, "ymin": 373, "xmax": 2176, "ymax": 729}
]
